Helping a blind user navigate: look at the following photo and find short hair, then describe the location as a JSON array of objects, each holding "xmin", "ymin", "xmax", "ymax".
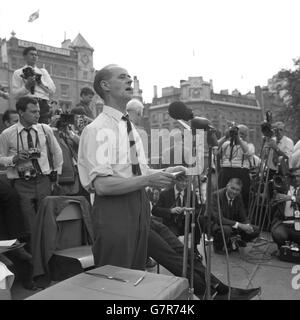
[
  {"xmin": 23, "ymin": 46, "xmax": 37, "ymax": 56},
  {"xmin": 227, "ymin": 177, "xmax": 243, "ymax": 187},
  {"xmin": 16, "ymin": 97, "xmax": 38, "ymax": 113},
  {"xmin": 126, "ymin": 99, "xmax": 144, "ymax": 115},
  {"xmin": 80, "ymin": 87, "xmax": 94, "ymax": 97},
  {"xmin": 273, "ymin": 121, "xmax": 285, "ymax": 130},
  {"xmin": 2, "ymin": 109, "xmax": 18, "ymax": 123},
  {"xmin": 93, "ymin": 64, "xmax": 119, "ymax": 99}
]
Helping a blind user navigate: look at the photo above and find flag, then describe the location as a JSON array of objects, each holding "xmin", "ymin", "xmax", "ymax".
[{"xmin": 28, "ymin": 10, "xmax": 39, "ymax": 22}]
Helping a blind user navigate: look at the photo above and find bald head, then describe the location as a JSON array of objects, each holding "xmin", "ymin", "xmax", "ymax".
[
  {"xmin": 126, "ymin": 99, "xmax": 144, "ymax": 126},
  {"xmin": 126, "ymin": 99, "xmax": 144, "ymax": 114},
  {"xmin": 93, "ymin": 64, "xmax": 119, "ymax": 99},
  {"xmin": 238, "ymin": 124, "xmax": 249, "ymax": 140}
]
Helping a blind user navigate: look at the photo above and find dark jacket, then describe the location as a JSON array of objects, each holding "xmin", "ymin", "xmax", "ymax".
[
  {"xmin": 211, "ymin": 188, "xmax": 248, "ymax": 227},
  {"xmin": 152, "ymin": 187, "xmax": 200, "ymax": 228},
  {"xmin": 32, "ymin": 196, "xmax": 94, "ymax": 278}
]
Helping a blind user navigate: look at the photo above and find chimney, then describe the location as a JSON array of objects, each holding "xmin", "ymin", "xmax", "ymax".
[
  {"xmin": 61, "ymin": 39, "xmax": 71, "ymax": 49},
  {"xmin": 153, "ymin": 85, "xmax": 158, "ymax": 98}
]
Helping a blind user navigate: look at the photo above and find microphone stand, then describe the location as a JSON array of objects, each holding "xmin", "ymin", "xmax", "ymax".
[
  {"xmin": 204, "ymin": 127, "xmax": 218, "ymax": 300},
  {"xmin": 182, "ymin": 127, "xmax": 196, "ymax": 300}
]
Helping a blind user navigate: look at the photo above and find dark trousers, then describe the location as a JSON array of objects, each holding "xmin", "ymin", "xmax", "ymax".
[
  {"xmin": 0, "ymin": 181, "xmax": 26, "ymax": 240},
  {"xmin": 148, "ymin": 218, "xmax": 221, "ymax": 296},
  {"xmin": 37, "ymin": 99, "xmax": 50, "ymax": 124},
  {"xmin": 164, "ymin": 210, "xmax": 202, "ymax": 245},
  {"xmin": 12, "ymin": 176, "xmax": 52, "ymax": 241},
  {"xmin": 271, "ymin": 223, "xmax": 300, "ymax": 247},
  {"xmin": 92, "ymin": 189, "xmax": 150, "ymax": 270},
  {"xmin": 218, "ymin": 167, "xmax": 250, "ymax": 211},
  {"xmin": 212, "ymin": 224, "xmax": 260, "ymax": 250}
]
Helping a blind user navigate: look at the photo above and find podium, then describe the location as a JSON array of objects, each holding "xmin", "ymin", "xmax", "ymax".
[{"xmin": 27, "ymin": 265, "xmax": 189, "ymax": 300}]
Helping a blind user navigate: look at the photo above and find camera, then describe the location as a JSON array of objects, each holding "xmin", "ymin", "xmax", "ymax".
[
  {"xmin": 48, "ymin": 170, "xmax": 58, "ymax": 183},
  {"xmin": 17, "ymin": 166, "xmax": 37, "ymax": 180},
  {"xmin": 228, "ymin": 122, "xmax": 239, "ymax": 146},
  {"xmin": 28, "ymin": 147, "xmax": 41, "ymax": 160},
  {"xmin": 21, "ymin": 66, "xmax": 42, "ymax": 94},
  {"xmin": 261, "ymin": 111, "xmax": 274, "ymax": 138},
  {"xmin": 54, "ymin": 110, "xmax": 75, "ymax": 130}
]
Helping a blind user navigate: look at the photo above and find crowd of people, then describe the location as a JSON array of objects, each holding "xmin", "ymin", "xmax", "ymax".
[{"xmin": 0, "ymin": 46, "xmax": 300, "ymax": 300}]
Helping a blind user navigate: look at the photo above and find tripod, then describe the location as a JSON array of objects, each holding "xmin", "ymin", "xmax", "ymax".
[
  {"xmin": 248, "ymin": 138, "xmax": 273, "ymax": 232},
  {"xmin": 182, "ymin": 126, "xmax": 218, "ymax": 300}
]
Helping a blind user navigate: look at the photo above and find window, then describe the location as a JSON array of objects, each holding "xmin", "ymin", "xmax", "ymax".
[
  {"xmin": 11, "ymin": 57, "xmax": 18, "ymax": 69},
  {"xmin": 69, "ymin": 67, "xmax": 75, "ymax": 78},
  {"xmin": 83, "ymin": 71, "xmax": 88, "ymax": 80},
  {"xmin": 60, "ymin": 66, "xmax": 68, "ymax": 78},
  {"xmin": 44, "ymin": 63, "xmax": 52, "ymax": 75},
  {"xmin": 61, "ymin": 84, "xmax": 70, "ymax": 97},
  {"xmin": 151, "ymin": 114, "xmax": 158, "ymax": 123}
]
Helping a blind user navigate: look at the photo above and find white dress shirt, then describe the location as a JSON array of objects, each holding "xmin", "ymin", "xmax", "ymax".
[
  {"xmin": 267, "ymin": 136, "xmax": 294, "ymax": 171},
  {"xmin": 12, "ymin": 65, "xmax": 56, "ymax": 100},
  {"xmin": 221, "ymin": 141, "xmax": 255, "ymax": 169},
  {"xmin": 78, "ymin": 105, "xmax": 150, "ymax": 191},
  {"xmin": 0, "ymin": 122, "xmax": 63, "ymax": 179}
]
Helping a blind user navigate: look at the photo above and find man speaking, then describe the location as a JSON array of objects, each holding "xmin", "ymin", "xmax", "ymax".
[{"xmin": 78, "ymin": 64, "xmax": 184, "ymax": 270}]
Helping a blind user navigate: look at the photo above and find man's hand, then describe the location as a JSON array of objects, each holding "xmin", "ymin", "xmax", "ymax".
[
  {"xmin": 49, "ymin": 115, "xmax": 60, "ymax": 127},
  {"xmin": 12, "ymin": 150, "xmax": 29, "ymax": 164},
  {"xmin": 238, "ymin": 223, "xmax": 254, "ymax": 234},
  {"xmin": 147, "ymin": 171, "xmax": 175, "ymax": 189},
  {"xmin": 266, "ymin": 139, "xmax": 277, "ymax": 150},
  {"xmin": 170, "ymin": 207, "xmax": 183, "ymax": 214},
  {"xmin": 24, "ymin": 77, "xmax": 36, "ymax": 91},
  {"xmin": 164, "ymin": 166, "xmax": 187, "ymax": 174}
]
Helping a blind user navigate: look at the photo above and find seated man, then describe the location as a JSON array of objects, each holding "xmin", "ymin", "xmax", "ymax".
[
  {"xmin": 212, "ymin": 178, "xmax": 260, "ymax": 253},
  {"xmin": 152, "ymin": 175, "xmax": 201, "ymax": 244},
  {"xmin": 149, "ymin": 216, "xmax": 261, "ymax": 300},
  {"xmin": 271, "ymin": 149, "xmax": 300, "ymax": 248}
]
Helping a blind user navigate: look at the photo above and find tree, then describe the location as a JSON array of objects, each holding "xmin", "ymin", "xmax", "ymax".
[{"xmin": 275, "ymin": 58, "xmax": 300, "ymax": 141}]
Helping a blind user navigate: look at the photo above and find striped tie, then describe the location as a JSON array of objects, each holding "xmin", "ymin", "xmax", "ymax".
[{"xmin": 122, "ymin": 114, "xmax": 142, "ymax": 176}]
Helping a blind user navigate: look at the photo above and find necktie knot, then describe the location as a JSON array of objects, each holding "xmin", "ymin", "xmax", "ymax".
[{"xmin": 122, "ymin": 114, "xmax": 130, "ymax": 122}]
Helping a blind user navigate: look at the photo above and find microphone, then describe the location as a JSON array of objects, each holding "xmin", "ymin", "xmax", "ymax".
[
  {"xmin": 168, "ymin": 101, "xmax": 194, "ymax": 121},
  {"xmin": 190, "ymin": 117, "xmax": 212, "ymax": 130}
]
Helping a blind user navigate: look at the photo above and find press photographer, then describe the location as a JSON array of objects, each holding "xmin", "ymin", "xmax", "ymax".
[
  {"xmin": 12, "ymin": 46, "xmax": 56, "ymax": 124},
  {"xmin": 218, "ymin": 123, "xmax": 255, "ymax": 211},
  {"xmin": 271, "ymin": 148, "xmax": 300, "ymax": 251},
  {"xmin": 49, "ymin": 110, "xmax": 90, "ymax": 199},
  {"xmin": 265, "ymin": 121, "xmax": 294, "ymax": 180},
  {"xmin": 0, "ymin": 97, "xmax": 63, "ymax": 244}
]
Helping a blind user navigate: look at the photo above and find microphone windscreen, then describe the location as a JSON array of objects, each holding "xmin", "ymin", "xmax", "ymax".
[
  {"xmin": 191, "ymin": 117, "xmax": 211, "ymax": 130},
  {"xmin": 168, "ymin": 101, "xmax": 193, "ymax": 121}
]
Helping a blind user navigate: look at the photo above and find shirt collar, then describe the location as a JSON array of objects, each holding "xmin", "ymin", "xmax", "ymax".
[
  {"xmin": 103, "ymin": 105, "xmax": 126, "ymax": 122},
  {"xmin": 16, "ymin": 121, "xmax": 38, "ymax": 133},
  {"xmin": 226, "ymin": 191, "xmax": 234, "ymax": 202},
  {"xmin": 174, "ymin": 185, "xmax": 183, "ymax": 196}
]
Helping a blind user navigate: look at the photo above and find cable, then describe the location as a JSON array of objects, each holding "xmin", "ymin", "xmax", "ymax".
[{"xmin": 214, "ymin": 156, "xmax": 232, "ymax": 300}]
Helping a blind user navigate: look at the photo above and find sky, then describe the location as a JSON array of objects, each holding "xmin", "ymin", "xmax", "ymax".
[{"xmin": 1, "ymin": 0, "xmax": 300, "ymax": 103}]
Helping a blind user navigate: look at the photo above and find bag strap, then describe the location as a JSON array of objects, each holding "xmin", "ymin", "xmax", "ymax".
[{"xmin": 41, "ymin": 125, "xmax": 54, "ymax": 171}]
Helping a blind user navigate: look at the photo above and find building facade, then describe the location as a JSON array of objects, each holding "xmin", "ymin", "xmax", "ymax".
[
  {"xmin": 148, "ymin": 76, "xmax": 264, "ymax": 156},
  {"xmin": 0, "ymin": 32, "xmax": 100, "ymax": 115}
]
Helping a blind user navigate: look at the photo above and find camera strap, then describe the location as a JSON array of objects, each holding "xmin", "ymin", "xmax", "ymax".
[{"xmin": 41, "ymin": 125, "xmax": 54, "ymax": 171}]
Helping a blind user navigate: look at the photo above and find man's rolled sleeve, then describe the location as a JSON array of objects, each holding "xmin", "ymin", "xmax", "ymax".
[
  {"xmin": 78, "ymin": 126, "xmax": 114, "ymax": 192},
  {"xmin": 0, "ymin": 133, "xmax": 15, "ymax": 167}
]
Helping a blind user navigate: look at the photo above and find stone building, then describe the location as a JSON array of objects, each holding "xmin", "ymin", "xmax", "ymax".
[
  {"xmin": 148, "ymin": 76, "xmax": 264, "ymax": 156},
  {"xmin": 0, "ymin": 32, "xmax": 100, "ymax": 116}
]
